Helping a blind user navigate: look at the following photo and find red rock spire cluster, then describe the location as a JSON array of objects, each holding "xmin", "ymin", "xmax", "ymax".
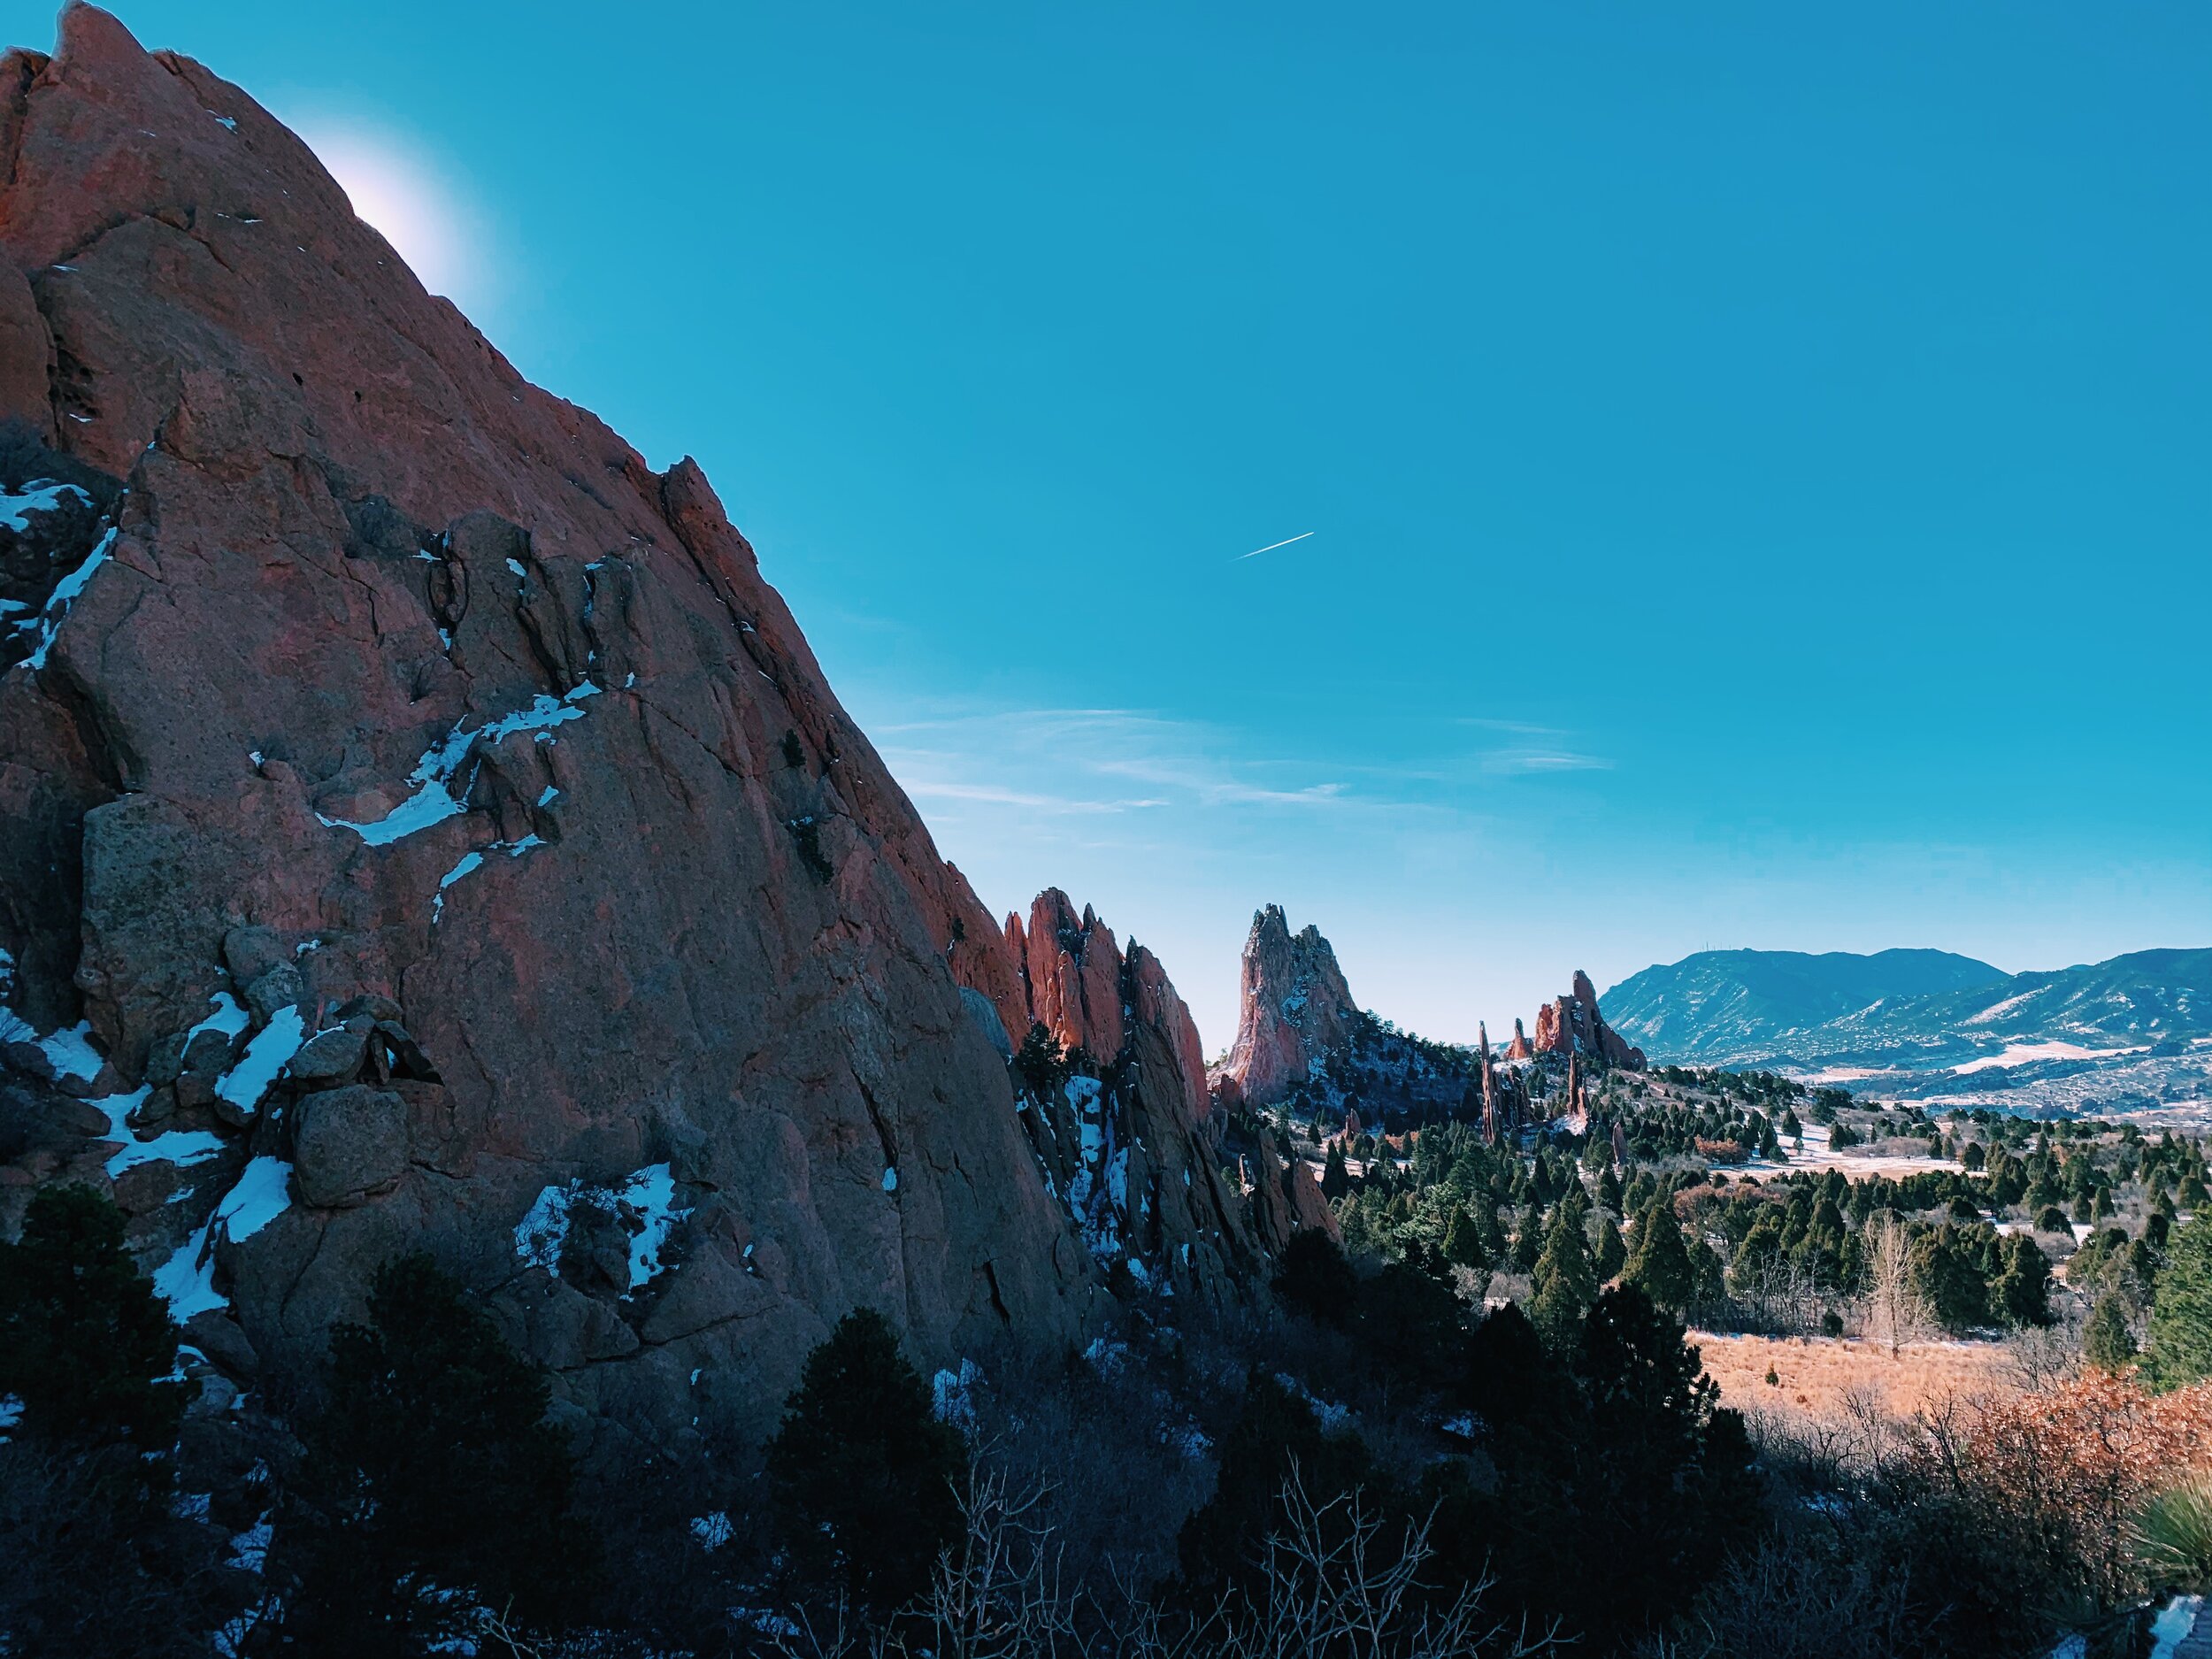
[{"xmin": 1531, "ymin": 971, "xmax": 1647, "ymax": 1071}]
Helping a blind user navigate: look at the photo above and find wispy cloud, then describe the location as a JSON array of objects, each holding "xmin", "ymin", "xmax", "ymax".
[
  {"xmin": 875, "ymin": 706, "xmax": 1371, "ymax": 821},
  {"xmin": 902, "ymin": 780, "xmax": 1170, "ymax": 815},
  {"xmin": 1480, "ymin": 748, "xmax": 1616, "ymax": 775}
]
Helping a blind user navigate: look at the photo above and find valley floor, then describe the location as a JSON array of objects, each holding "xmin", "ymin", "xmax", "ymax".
[{"xmin": 1691, "ymin": 1328, "xmax": 2024, "ymax": 1429}]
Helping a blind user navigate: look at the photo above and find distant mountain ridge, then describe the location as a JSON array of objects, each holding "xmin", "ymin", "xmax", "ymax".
[
  {"xmin": 1606, "ymin": 947, "xmax": 2212, "ymax": 1065},
  {"xmin": 1601, "ymin": 946, "xmax": 2212, "ymax": 1119},
  {"xmin": 1602, "ymin": 949, "xmax": 2008, "ymax": 1061}
]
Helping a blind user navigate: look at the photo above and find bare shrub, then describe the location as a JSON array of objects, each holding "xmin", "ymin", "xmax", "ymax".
[
  {"xmin": 1862, "ymin": 1216, "xmax": 1932, "ymax": 1358},
  {"xmin": 770, "ymin": 1465, "xmax": 1562, "ymax": 1659}
]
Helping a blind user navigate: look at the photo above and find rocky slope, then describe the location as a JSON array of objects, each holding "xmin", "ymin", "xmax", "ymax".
[{"xmin": 0, "ymin": 7, "xmax": 1289, "ymax": 1455}]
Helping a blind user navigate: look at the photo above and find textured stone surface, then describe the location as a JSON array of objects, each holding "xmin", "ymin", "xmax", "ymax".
[
  {"xmin": 973, "ymin": 889, "xmax": 1335, "ymax": 1291},
  {"xmin": 292, "ymin": 1085, "xmax": 404, "ymax": 1207},
  {"xmin": 0, "ymin": 6, "xmax": 1196, "ymax": 1448},
  {"xmin": 1531, "ymin": 970, "xmax": 1647, "ymax": 1070},
  {"xmin": 1212, "ymin": 904, "xmax": 1357, "ymax": 1109}
]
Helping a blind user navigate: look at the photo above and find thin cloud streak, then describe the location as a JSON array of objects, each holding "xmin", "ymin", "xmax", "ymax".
[
  {"xmin": 1234, "ymin": 531, "xmax": 1314, "ymax": 560},
  {"xmin": 1481, "ymin": 748, "xmax": 1616, "ymax": 775}
]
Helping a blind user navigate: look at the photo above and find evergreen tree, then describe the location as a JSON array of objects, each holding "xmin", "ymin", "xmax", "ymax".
[
  {"xmin": 277, "ymin": 1255, "xmax": 591, "ymax": 1655},
  {"xmin": 1275, "ymin": 1228, "xmax": 1358, "ymax": 1327},
  {"xmin": 1598, "ymin": 1167, "xmax": 1624, "ymax": 1214},
  {"xmin": 0, "ymin": 1185, "xmax": 185, "ymax": 1450},
  {"xmin": 1012, "ymin": 1022, "xmax": 1070, "ymax": 1098},
  {"xmin": 1531, "ymin": 1202, "xmax": 1599, "ymax": 1342},
  {"xmin": 1442, "ymin": 1205, "xmax": 1487, "ymax": 1271},
  {"xmin": 1909, "ymin": 1228, "xmax": 1989, "ymax": 1334},
  {"xmin": 2083, "ymin": 1293, "xmax": 2138, "ymax": 1371},
  {"xmin": 1176, "ymin": 1371, "xmax": 1380, "ymax": 1597},
  {"xmin": 1509, "ymin": 1203, "xmax": 1544, "ymax": 1272},
  {"xmin": 1992, "ymin": 1233, "xmax": 2055, "ymax": 1327},
  {"xmin": 1623, "ymin": 1200, "xmax": 1694, "ymax": 1316},
  {"xmin": 2148, "ymin": 1214, "xmax": 2212, "ymax": 1390},
  {"xmin": 1563, "ymin": 1288, "xmax": 1757, "ymax": 1647},
  {"xmin": 1320, "ymin": 1142, "xmax": 1351, "ymax": 1202},
  {"xmin": 1594, "ymin": 1216, "xmax": 1626, "ymax": 1281},
  {"xmin": 768, "ymin": 1308, "xmax": 968, "ymax": 1609}
]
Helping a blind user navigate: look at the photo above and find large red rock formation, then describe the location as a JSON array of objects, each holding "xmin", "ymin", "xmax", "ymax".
[
  {"xmin": 0, "ymin": 7, "xmax": 1259, "ymax": 1450},
  {"xmin": 979, "ymin": 890, "xmax": 1334, "ymax": 1286},
  {"xmin": 1532, "ymin": 970, "xmax": 1647, "ymax": 1070},
  {"xmin": 1213, "ymin": 904, "xmax": 1356, "ymax": 1109}
]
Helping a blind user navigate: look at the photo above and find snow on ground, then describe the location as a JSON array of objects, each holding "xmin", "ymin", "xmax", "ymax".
[
  {"xmin": 1736, "ymin": 1122, "xmax": 1959, "ymax": 1183},
  {"xmin": 152, "ymin": 1160, "xmax": 298, "ymax": 1322},
  {"xmin": 188, "ymin": 992, "xmax": 251, "ymax": 1043},
  {"xmin": 154, "ymin": 1219, "xmax": 226, "ymax": 1320},
  {"xmin": 214, "ymin": 1004, "xmax": 305, "ymax": 1118},
  {"xmin": 96, "ymin": 1087, "xmax": 226, "ymax": 1178},
  {"xmin": 1952, "ymin": 1040, "xmax": 2129, "ymax": 1076},
  {"xmin": 622, "ymin": 1164, "xmax": 686, "ymax": 1289},
  {"xmin": 2148, "ymin": 1595, "xmax": 2202, "ymax": 1659},
  {"xmin": 213, "ymin": 1157, "xmax": 293, "ymax": 1242}
]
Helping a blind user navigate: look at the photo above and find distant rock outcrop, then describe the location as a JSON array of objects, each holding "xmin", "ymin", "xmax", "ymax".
[
  {"xmin": 0, "ymin": 8, "xmax": 1291, "ymax": 1455},
  {"xmin": 981, "ymin": 890, "xmax": 1335, "ymax": 1280},
  {"xmin": 1531, "ymin": 971, "xmax": 1646, "ymax": 1071},
  {"xmin": 1215, "ymin": 904, "xmax": 1356, "ymax": 1109},
  {"xmin": 1211, "ymin": 905, "xmax": 1475, "ymax": 1133}
]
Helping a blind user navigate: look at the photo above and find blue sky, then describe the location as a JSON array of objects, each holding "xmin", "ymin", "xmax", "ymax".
[{"xmin": 30, "ymin": 2, "xmax": 2211, "ymax": 1049}]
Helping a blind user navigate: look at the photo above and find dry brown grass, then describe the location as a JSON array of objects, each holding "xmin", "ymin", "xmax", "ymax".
[{"xmin": 1690, "ymin": 1329, "xmax": 2024, "ymax": 1427}]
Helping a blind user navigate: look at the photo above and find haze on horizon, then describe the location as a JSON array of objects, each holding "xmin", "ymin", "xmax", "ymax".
[{"xmin": 52, "ymin": 0, "xmax": 2212, "ymax": 1051}]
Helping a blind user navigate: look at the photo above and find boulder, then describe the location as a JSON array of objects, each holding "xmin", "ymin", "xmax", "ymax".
[
  {"xmin": 242, "ymin": 964, "xmax": 303, "ymax": 1025},
  {"xmin": 292, "ymin": 1085, "xmax": 407, "ymax": 1208},
  {"xmin": 286, "ymin": 1025, "xmax": 365, "ymax": 1089},
  {"xmin": 220, "ymin": 926, "xmax": 287, "ymax": 987}
]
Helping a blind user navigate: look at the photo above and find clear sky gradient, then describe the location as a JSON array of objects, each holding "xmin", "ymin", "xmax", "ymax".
[{"xmin": 24, "ymin": 2, "xmax": 2210, "ymax": 1051}]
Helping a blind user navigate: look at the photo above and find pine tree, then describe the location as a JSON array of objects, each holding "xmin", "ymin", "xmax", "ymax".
[
  {"xmin": 1509, "ymin": 1202, "xmax": 1544, "ymax": 1273},
  {"xmin": 768, "ymin": 1308, "xmax": 968, "ymax": 1609},
  {"xmin": 1442, "ymin": 1205, "xmax": 1487, "ymax": 1271},
  {"xmin": 1623, "ymin": 1200, "xmax": 1694, "ymax": 1317},
  {"xmin": 1992, "ymin": 1233, "xmax": 2054, "ymax": 1327},
  {"xmin": 0, "ymin": 1185, "xmax": 186, "ymax": 1450},
  {"xmin": 278, "ymin": 1254, "xmax": 592, "ymax": 1654},
  {"xmin": 1321, "ymin": 1142, "xmax": 1351, "ymax": 1202},
  {"xmin": 2083, "ymin": 1293, "xmax": 2138, "ymax": 1372},
  {"xmin": 1276, "ymin": 1228, "xmax": 1358, "ymax": 1326},
  {"xmin": 2148, "ymin": 1214, "xmax": 2212, "ymax": 1390},
  {"xmin": 1594, "ymin": 1216, "xmax": 1627, "ymax": 1282},
  {"xmin": 1532, "ymin": 1202, "xmax": 1599, "ymax": 1342}
]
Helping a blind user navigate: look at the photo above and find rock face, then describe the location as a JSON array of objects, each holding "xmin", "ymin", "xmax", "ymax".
[
  {"xmin": 1531, "ymin": 971, "xmax": 1646, "ymax": 1071},
  {"xmin": 1214, "ymin": 905, "xmax": 1357, "ymax": 1109},
  {"xmin": 1210, "ymin": 904, "xmax": 1478, "ymax": 1134},
  {"xmin": 985, "ymin": 891, "xmax": 1335, "ymax": 1285},
  {"xmin": 0, "ymin": 7, "xmax": 1281, "ymax": 1452}
]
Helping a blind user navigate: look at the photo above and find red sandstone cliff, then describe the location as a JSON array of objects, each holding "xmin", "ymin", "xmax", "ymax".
[{"xmin": 0, "ymin": 8, "xmax": 1282, "ymax": 1450}]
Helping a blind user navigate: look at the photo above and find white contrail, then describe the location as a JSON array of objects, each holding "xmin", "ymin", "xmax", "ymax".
[{"xmin": 1234, "ymin": 531, "xmax": 1314, "ymax": 561}]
